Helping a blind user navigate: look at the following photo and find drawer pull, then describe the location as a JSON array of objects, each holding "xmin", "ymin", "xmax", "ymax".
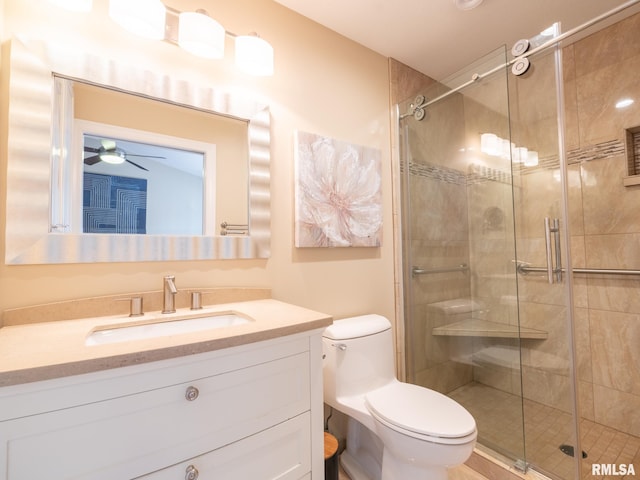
[
  {"xmin": 185, "ymin": 465, "xmax": 199, "ymax": 480},
  {"xmin": 185, "ymin": 386, "xmax": 199, "ymax": 401}
]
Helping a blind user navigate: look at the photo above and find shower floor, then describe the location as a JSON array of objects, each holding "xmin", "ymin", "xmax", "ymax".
[{"xmin": 450, "ymin": 382, "xmax": 640, "ymax": 479}]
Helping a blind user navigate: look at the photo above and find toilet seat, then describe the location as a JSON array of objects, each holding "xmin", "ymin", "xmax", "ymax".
[{"xmin": 365, "ymin": 382, "xmax": 476, "ymax": 444}]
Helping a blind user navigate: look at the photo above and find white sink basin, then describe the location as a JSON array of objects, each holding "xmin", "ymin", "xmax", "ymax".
[{"xmin": 86, "ymin": 313, "xmax": 251, "ymax": 346}]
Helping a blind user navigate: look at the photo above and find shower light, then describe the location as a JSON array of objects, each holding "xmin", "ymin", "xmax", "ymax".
[{"xmin": 616, "ymin": 98, "xmax": 634, "ymax": 109}]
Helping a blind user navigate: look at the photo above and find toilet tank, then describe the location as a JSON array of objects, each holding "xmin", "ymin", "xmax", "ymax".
[{"xmin": 322, "ymin": 315, "xmax": 396, "ymax": 403}]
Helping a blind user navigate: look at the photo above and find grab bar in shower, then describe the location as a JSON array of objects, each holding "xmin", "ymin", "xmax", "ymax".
[
  {"xmin": 517, "ymin": 265, "xmax": 640, "ymax": 277},
  {"xmin": 412, "ymin": 264, "xmax": 469, "ymax": 276}
]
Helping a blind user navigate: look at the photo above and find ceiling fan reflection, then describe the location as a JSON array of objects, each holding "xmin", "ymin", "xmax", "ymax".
[{"xmin": 83, "ymin": 139, "xmax": 165, "ymax": 172}]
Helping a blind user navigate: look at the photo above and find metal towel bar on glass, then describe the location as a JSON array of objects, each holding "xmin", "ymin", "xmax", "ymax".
[
  {"xmin": 517, "ymin": 265, "xmax": 640, "ymax": 277},
  {"xmin": 412, "ymin": 264, "xmax": 469, "ymax": 276}
]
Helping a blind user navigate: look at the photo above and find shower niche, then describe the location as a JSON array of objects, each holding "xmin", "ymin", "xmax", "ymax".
[{"xmin": 624, "ymin": 125, "xmax": 640, "ymax": 186}]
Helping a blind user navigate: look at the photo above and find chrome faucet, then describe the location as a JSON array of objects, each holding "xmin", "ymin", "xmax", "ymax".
[{"xmin": 162, "ymin": 275, "xmax": 178, "ymax": 313}]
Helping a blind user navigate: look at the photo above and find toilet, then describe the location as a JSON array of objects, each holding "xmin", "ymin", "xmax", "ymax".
[{"xmin": 322, "ymin": 314, "xmax": 477, "ymax": 480}]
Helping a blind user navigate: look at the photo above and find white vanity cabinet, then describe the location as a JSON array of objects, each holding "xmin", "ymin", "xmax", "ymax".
[{"xmin": 0, "ymin": 330, "xmax": 324, "ymax": 480}]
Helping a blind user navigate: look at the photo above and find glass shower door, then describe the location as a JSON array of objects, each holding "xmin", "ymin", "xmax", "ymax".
[
  {"xmin": 399, "ymin": 46, "xmax": 528, "ymax": 466},
  {"xmin": 507, "ymin": 36, "xmax": 582, "ymax": 479}
]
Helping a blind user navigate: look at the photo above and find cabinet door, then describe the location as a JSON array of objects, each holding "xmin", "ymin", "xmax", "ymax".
[
  {"xmin": 139, "ymin": 413, "xmax": 311, "ymax": 480},
  {"xmin": 0, "ymin": 353, "xmax": 310, "ymax": 480}
]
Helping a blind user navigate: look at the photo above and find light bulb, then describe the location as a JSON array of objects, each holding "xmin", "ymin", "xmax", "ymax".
[
  {"xmin": 235, "ymin": 35, "xmax": 274, "ymax": 76},
  {"xmin": 109, "ymin": 0, "xmax": 166, "ymax": 40},
  {"xmin": 178, "ymin": 11, "xmax": 225, "ymax": 59}
]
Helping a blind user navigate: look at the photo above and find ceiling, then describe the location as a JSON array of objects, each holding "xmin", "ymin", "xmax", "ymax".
[{"xmin": 273, "ymin": 0, "xmax": 639, "ymax": 80}]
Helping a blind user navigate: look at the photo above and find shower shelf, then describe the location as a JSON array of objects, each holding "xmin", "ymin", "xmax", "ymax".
[{"xmin": 432, "ymin": 319, "xmax": 547, "ymax": 339}]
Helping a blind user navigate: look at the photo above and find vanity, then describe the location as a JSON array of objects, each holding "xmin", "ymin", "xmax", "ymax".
[
  {"xmin": 0, "ymin": 20, "xmax": 329, "ymax": 479},
  {"xmin": 0, "ymin": 292, "xmax": 332, "ymax": 479}
]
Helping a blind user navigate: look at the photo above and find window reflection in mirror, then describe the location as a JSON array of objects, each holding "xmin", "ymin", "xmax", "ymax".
[
  {"xmin": 67, "ymin": 81, "xmax": 249, "ymax": 236},
  {"xmin": 82, "ymin": 133, "xmax": 207, "ymax": 235}
]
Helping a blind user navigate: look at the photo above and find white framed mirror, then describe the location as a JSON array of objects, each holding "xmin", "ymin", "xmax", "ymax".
[{"xmin": 5, "ymin": 35, "xmax": 270, "ymax": 264}]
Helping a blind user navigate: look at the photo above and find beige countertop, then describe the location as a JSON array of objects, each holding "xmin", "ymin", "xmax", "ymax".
[{"xmin": 0, "ymin": 297, "xmax": 332, "ymax": 387}]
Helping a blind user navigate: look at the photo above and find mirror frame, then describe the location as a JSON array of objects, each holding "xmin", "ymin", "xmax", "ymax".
[{"xmin": 5, "ymin": 36, "xmax": 270, "ymax": 264}]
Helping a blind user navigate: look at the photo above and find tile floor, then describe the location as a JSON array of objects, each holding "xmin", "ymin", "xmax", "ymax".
[
  {"xmin": 338, "ymin": 463, "xmax": 490, "ymax": 480},
  {"xmin": 450, "ymin": 382, "xmax": 640, "ymax": 480}
]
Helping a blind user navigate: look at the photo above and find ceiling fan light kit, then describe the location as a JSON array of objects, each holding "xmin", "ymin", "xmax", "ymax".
[
  {"xmin": 49, "ymin": 0, "xmax": 274, "ymax": 76},
  {"xmin": 99, "ymin": 148, "xmax": 126, "ymax": 165}
]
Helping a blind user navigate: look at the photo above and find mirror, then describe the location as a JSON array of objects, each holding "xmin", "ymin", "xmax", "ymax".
[{"xmin": 5, "ymin": 36, "xmax": 271, "ymax": 264}]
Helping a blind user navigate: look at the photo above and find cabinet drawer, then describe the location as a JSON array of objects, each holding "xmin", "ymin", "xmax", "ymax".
[
  {"xmin": 1, "ymin": 352, "xmax": 310, "ymax": 480},
  {"xmin": 139, "ymin": 413, "xmax": 311, "ymax": 480}
]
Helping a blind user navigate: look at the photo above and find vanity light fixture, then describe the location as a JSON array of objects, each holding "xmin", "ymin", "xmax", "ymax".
[
  {"xmin": 52, "ymin": 0, "xmax": 275, "ymax": 76},
  {"xmin": 178, "ymin": 10, "xmax": 225, "ymax": 59},
  {"xmin": 480, "ymin": 133, "xmax": 538, "ymax": 166},
  {"xmin": 109, "ymin": 0, "xmax": 167, "ymax": 40},
  {"xmin": 48, "ymin": 0, "xmax": 92, "ymax": 12},
  {"xmin": 524, "ymin": 150, "xmax": 539, "ymax": 167},
  {"xmin": 234, "ymin": 33, "xmax": 275, "ymax": 76}
]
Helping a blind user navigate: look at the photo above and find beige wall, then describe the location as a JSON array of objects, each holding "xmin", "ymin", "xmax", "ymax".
[{"xmin": 0, "ymin": 0, "xmax": 395, "ymax": 323}]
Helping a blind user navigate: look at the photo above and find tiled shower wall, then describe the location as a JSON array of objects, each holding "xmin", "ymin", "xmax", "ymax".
[{"xmin": 392, "ymin": 10, "xmax": 640, "ymax": 438}]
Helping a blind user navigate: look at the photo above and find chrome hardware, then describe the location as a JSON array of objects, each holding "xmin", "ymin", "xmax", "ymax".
[
  {"xmin": 543, "ymin": 217, "xmax": 562, "ymax": 284},
  {"xmin": 185, "ymin": 386, "xmax": 199, "ymax": 401},
  {"xmin": 116, "ymin": 297, "xmax": 144, "ymax": 317},
  {"xmin": 185, "ymin": 465, "xmax": 199, "ymax": 480},
  {"xmin": 518, "ymin": 265, "xmax": 640, "ymax": 276},
  {"xmin": 190, "ymin": 291, "xmax": 202, "ymax": 310},
  {"xmin": 332, "ymin": 343, "xmax": 347, "ymax": 351},
  {"xmin": 220, "ymin": 221, "xmax": 249, "ymax": 235},
  {"xmin": 511, "ymin": 38, "xmax": 530, "ymax": 56},
  {"xmin": 162, "ymin": 275, "xmax": 178, "ymax": 314},
  {"xmin": 512, "ymin": 57, "xmax": 531, "ymax": 76},
  {"xmin": 412, "ymin": 264, "xmax": 469, "ymax": 276},
  {"xmin": 544, "ymin": 217, "xmax": 554, "ymax": 284}
]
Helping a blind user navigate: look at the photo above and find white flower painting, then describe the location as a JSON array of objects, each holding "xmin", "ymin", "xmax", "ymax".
[{"xmin": 295, "ymin": 131, "xmax": 382, "ymax": 247}]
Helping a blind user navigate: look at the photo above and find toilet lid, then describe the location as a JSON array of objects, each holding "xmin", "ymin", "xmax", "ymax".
[{"xmin": 365, "ymin": 382, "xmax": 476, "ymax": 439}]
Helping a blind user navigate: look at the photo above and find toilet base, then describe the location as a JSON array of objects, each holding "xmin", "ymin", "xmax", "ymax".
[
  {"xmin": 381, "ymin": 448, "xmax": 447, "ymax": 480},
  {"xmin": 341, "ymin": 451, "xmax": 375, "ymax": 480}
]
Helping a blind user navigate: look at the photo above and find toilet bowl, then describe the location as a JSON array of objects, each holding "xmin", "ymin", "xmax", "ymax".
[{"xmin": 322, "ymin": 314, "xmax": 477, "ymax": 480}]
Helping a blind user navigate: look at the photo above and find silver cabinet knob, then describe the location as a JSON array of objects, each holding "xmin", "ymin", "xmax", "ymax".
[
  {"xmin": 185, "ymin": 465, "xmax": 199, "ymax": 480},
  {"xmin": 185, "ymin": 386, "xmax": 199, "ymax": 401}
]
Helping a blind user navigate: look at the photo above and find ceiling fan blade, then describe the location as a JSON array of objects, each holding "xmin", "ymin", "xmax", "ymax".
[
  {"xmin": 126, "ymin": 154, "xmax": 167, "ymax": 159},
  {"xmin": 101, "ymin": 139, "xmax": 117, "ymax": 150},
  {"xmin": 84, "ymin": 146, "xmax": 100, "ymax": 153},
  {"xmin": 125, "ymin": 158, "xmax": 149, "ymax": 171},
  {"xmin": 84, "ymin": 155, "xmax": 102, "ymax": 165}
]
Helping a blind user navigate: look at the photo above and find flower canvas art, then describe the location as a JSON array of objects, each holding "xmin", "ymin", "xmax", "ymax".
[{"xmin": 295, "ymin": 131, "xmax": 382, "ymax": 247}]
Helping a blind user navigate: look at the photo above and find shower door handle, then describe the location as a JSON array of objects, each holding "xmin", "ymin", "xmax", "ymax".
[{"xmin": 543, "ymin": 217, "xmax": 562, "ymax": 284}]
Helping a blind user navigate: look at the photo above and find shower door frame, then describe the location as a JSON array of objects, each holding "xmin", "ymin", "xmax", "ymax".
[{"xmin": 394, "ymin": 2, "xmax": 640, "ymax": 478}]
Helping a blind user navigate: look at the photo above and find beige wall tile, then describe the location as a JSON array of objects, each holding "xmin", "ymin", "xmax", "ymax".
[
  {"xmin": 593, "ymin": 384, "xmax": 640, "ymax": 437},
  {"xmin": 590, "ymin": 309, "xmax": 640, "ymax": 395}
]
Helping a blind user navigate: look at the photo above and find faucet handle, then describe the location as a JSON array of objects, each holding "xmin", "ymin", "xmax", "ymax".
[
  {"xmin": 117, "ymin": 296, "xmax": 144, "ymax": 317},
  {"xmin": 190, "ymin": 292, "xmax": 203, "ymax": 310}
]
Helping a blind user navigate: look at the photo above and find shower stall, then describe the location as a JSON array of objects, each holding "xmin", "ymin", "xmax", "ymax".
[{"xmin": 396, "ymin": 3, "xmax": 640, "ymax": 479}]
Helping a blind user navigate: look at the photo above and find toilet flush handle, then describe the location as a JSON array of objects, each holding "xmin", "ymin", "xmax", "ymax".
[{"xmin": 332, "ymin": 343, "xmax": 347, "ymax": 351}]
